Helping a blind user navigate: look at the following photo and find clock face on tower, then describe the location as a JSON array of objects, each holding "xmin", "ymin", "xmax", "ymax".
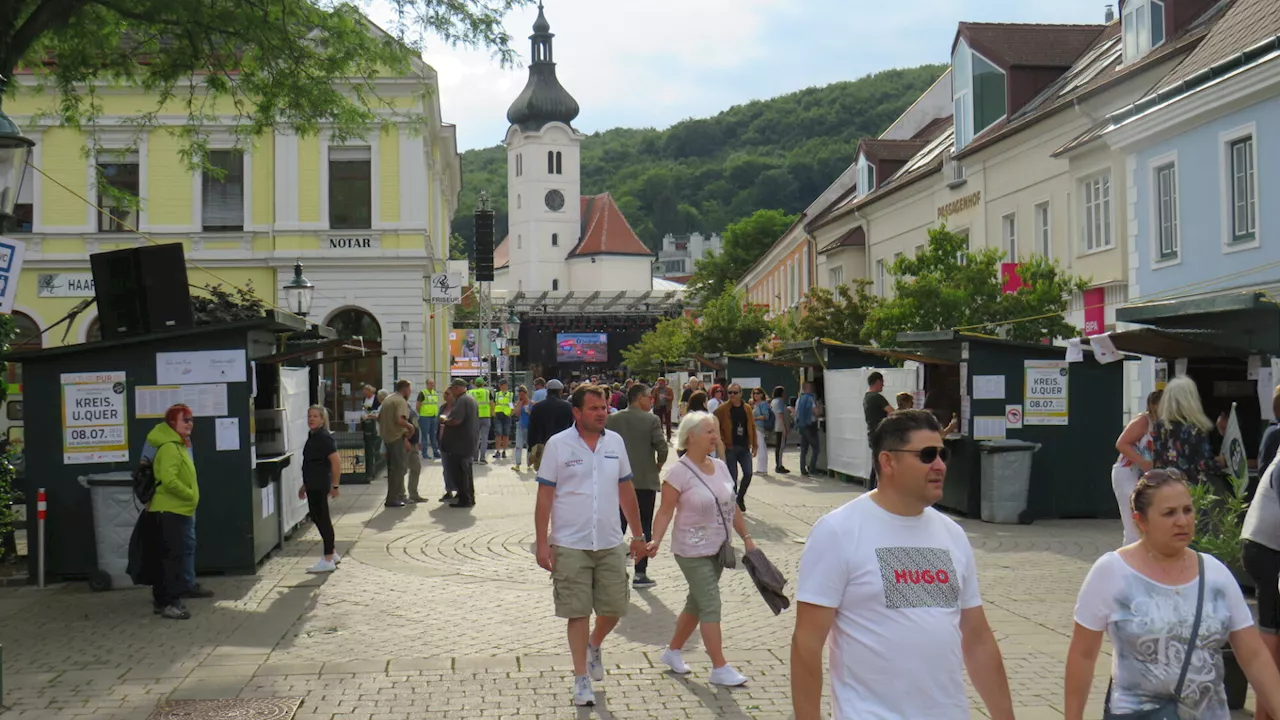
[{"xmin": 545, "ymin": 189, "xmax": 565, "ymax": 212}]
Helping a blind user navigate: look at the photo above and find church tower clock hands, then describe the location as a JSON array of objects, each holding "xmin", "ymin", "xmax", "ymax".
[{"xmin": 503, "ymin": 2, "xmax": 582, "ymax": 294}]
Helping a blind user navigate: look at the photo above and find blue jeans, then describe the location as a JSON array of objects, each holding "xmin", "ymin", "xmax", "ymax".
[
  {"xmin": 798, "ymin": 425, "xmax": 820, "ymax": 473},
  {"xmin": 419, "ymin": 416, "xmax": 440, "ymax": 458},
  {"xmin": 514, "ymin": 424, "xmax": 527, "ymax": 465},
  {"xmin": 724, "ymin": 446, "xmax": 753, "ymax": 495},
  {"xmin": 183, "ymin": 513, "xmax": 196, "ymax": 590}
]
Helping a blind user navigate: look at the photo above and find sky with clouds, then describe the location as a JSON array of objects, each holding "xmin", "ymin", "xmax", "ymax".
[{"xmin": 380, "ymin": 0, "xmax": 1116, "ymax": 151}]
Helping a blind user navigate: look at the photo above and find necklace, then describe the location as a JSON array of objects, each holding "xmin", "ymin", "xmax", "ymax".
[{"xmin": 1144, "ymin": 545, "xmax": 1190, "ymax": 593}]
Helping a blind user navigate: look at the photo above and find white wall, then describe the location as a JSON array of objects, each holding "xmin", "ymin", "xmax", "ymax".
[
  {"xmin": 567, "ymin": 255, "xmax": 653, "ymax": 292},
  {"xmin": 506, "ymin": 122, "xmax": 584, "ymax": 292}
]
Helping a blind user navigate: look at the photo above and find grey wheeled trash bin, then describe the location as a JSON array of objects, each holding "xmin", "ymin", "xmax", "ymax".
[
  {"xmin": 978, "ymin": 440, "xmax": 1040, "ymax": 524},
  {"xmin": 78, "ymin": 472, "xmax": 142, "ymax": 591}
]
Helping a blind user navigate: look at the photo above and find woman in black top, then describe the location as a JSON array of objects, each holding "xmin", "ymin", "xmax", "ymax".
[{"xmin": 299, "ymin": 405, "xmax": 342, "ymax": 573}]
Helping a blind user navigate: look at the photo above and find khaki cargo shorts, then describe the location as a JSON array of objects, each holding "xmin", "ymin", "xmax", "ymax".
[{"xmin": 552, "ymin": 544, "xmax": 630, "ymax": 619}]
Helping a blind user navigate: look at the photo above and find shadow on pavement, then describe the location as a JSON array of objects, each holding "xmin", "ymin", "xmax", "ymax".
[
  {"xmin": 674, "ymin": 674, "xmax": 755, "ymax": 719},
  {"xmin": 426, "ymin": 504, "xmax": 478, "ymax": 531},
  {"xmin": 362, "ymin": 505, "xmax": 415, "ymax": 532},
  {"xmin": 614, "ymin": 581, "xmax": 678, "ymax": 647}
]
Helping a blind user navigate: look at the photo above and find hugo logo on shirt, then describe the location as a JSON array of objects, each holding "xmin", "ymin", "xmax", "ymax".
[{"xmin": 875, "ymin": 546, "xmax": 961, "ymax": 610}]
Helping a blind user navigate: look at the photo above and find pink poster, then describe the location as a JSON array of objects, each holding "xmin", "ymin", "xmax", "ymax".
[{"xmin": 1083, "ymin": 287, "xmax": 1106, "ymax": 336}]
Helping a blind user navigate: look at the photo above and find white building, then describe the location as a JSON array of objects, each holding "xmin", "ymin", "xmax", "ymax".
[
  {"xmin": 493, "ymin": 4, "xmax": 655, "ymax": 295},
  {"xmin": 656, "ymin": 232, "xmax": 722, "ymax": 277}
]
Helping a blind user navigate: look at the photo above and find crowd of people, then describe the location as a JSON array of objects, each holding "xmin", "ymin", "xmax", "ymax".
[{"xmin": 132, "ymin": 368, "xmax": 1280, "ymax": 719}]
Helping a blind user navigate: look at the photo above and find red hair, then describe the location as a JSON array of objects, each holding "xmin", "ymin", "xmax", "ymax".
[{"xmin": 164, "ymin": 404, "xmax": 193, "ymax": 447}]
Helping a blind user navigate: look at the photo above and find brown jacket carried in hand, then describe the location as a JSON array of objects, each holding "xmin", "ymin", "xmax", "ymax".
[{"xmin": 714, "ymin": 401, "xmax": 757, "ymax": 456}]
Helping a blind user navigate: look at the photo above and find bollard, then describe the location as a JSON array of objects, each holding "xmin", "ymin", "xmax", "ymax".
[{"xmin": 36, "ymin": 488, "xmax": 46, "ymax": 589}]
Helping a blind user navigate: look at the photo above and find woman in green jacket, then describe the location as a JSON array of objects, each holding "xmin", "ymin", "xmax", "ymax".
[{"xmin": 148, "ymin": 404, "xmax": 199, "ymax": 620}]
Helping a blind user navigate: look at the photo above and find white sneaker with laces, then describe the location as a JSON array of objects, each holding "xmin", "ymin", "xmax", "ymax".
[
  {"xmin": 572, "ymin": 676, "xmax": 595, "ymax": 706},
  {"xmin": 660, "ymin": 648, "xmax": 691, "ymax": 674},
  {"xmin": 709, "ymin": 664, "xmax": 749, "ymax": 686},
  {"xmin": 306, "ymin": 558, "xmax": 337, "ymax": 574},
  {"xmin": 586, "ymin": 643, "xmax": 605, "ymax": 681},
  {"xmin": 332, "ymin": 552, "xmax": 342, "ymax": 564}
]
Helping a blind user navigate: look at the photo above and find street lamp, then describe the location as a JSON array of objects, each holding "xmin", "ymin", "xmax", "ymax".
[
  {"xmin": 504, "ymin": 311, "xmax": 521, "ymax": 341},
  {"xmin": 283, "ymin": 259, "xmax": 315, "ymax": 318},
  {"xmin": 0, "ymin": 101, "xmax": 35, "ymax": 219}
]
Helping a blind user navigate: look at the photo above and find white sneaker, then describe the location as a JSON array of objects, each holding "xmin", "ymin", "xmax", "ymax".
[
  {"xmin": 305, "ymin": 558, "xmax": 337, "ymax": 574},
  {"xmin": 660, "ymin": 648, "xmax": 691, "ymax": 674},
  {"xmin": 331, "ymin": 552, "xmax": 342, "ymax": 564},
  {"xmin": 587, "ymin": 643, "xmax": 605, "ymax": 681},
  {"xmin": 572, "ymin": 676, "xmax": 595, "ymax": 706},
  {"xmin": 709, "ymin": 664, "xmax": 749, "ymax": 686}
]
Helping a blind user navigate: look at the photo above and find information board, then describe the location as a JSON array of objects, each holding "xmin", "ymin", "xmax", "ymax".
[
  {"xmin": 61, "ymin": 371, "xmax": 129, "ymax": 463},
  {"xmin": 1023, "ymin": 360, "xmax": 1069, "ymax": 426}
]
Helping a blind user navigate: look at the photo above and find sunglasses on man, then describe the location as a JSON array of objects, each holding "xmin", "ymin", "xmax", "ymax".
[{"xmin": 884, "ymin": 446, "xmax": 949, "ymax": 464}]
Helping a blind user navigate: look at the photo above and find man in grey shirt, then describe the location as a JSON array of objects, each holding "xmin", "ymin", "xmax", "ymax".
[
  {"xmin": 606, "ymin": 383, "xmax": 668, "ymax": 588},
  {"xmin": 441, "ymin": 378, "xmax": 479, "ymax": 509}
]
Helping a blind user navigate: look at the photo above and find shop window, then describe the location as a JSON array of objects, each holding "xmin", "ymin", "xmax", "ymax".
[{"xmin": 328, "ymin": 146, "xmax": 371, "ymax": 230}]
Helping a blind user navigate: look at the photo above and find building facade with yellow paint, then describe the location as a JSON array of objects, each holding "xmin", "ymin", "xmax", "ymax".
[{"xmin": 4, "ymin": 57, "xmax": 461, "ymax": 413}]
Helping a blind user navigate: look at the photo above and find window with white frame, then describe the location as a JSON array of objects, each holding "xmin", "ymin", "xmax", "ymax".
[
  {"xmin": 1154, "ymin": 161, "xmax": 1179, "ymax": 260},
  {"xmin": 1081, "ymin": 173, "xmax": 1113, "ymax": 252},
  {"xmin": 876, "ymin": 259, "xmax": 887, "ymax": 297},
  {"xmin": 914, "ymin": 243, "xmax": 925, "ymax": 256},
  {"xmin": 1034, "ymin": 202, "xmax": 1051, "ymax": 257},
  {"xmin": 789, "ymin": 259, "xmax": 798, "ymax": 305},
  {"xmin": 953, "ymin": 39, "xmax": 1008, "ymax": 151},
  {"xmin": 856, "ymin": 154, "xmax": 876, "ymax": 198},
  {"xmin": 829, "ymin": 265, "xmax": 844, "ymax": 287},
  {"xmin": 202, "ymin": 149, "xmax": 244, "ymax": 231},
  {"xmin": 97, "ymin": 151, "xmax": 140, "ymax": 233},
  {"xmin": 1002, "ymin": 212, "xmax": 1017, "ymax": 261},
  {"xmin": 1228, "ymin": 135, "xmax": 1257, "ymax": 244},
  {"xmin": 1123, "ymin": 0, "xmax": 1166, "ymax": 64},
  {"xmin": 328, "ymin": 146, "xmax": 371, "ymax": 230}
]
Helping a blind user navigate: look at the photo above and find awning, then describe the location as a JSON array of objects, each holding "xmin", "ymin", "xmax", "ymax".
[
  {"xmin": 1116, "ymin": 292, "xmax": 1280, "ymax": 355},
  {"xmin": 1084, "ymin": 327, "xmax": 1242, "ymax": 359},
  {"xmin": 857, "ymin": 346, "xmax": 957, "ymax": 366}
]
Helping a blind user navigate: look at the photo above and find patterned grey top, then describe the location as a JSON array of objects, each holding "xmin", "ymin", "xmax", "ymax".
[{"xmin": 1074, "ymin": 552, "xmax": 1253, "ymax": 719}]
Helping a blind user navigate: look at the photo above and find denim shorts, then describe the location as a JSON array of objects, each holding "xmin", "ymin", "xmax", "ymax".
[{"xmin": 492, "ymin": 414, "xmax": 511, "ymax": 436}]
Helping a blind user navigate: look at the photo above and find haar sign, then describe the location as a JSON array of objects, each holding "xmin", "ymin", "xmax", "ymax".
[{"xmin": 37, "ymin": 273, "xmax": 96, "ymax": 298}]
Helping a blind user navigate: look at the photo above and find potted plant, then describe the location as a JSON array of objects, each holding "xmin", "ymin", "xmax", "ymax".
[{"xmin": 1188, "ymin": 472, "xmax": 1250, "ymax": 710}]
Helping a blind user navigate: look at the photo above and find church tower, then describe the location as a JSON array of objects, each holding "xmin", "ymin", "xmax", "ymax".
[{"xmin": 504, "ymin": 3, "xmax": 582, "ymax": 293}]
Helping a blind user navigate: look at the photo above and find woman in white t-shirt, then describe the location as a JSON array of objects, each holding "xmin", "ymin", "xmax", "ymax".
[
  {"xmin": 770, "ymin": 386, "xmax": 791, "ymax": 474},
  {"xmin": 648, "ymin": 411, "xmax": 755, "ymax": 687},
  {"xmin": 1064, "ymin": 469, "xmax": 1280, "ymax": 720}
]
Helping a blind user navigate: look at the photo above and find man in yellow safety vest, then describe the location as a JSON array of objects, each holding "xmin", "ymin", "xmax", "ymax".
[
  {"xmin": 493, "ymin": 378, "xmax": 514, "ymax": 461},
  {"xmin": 469, "ymin": 377, "xmax": 493, "ymax": 464},
  {"xmin": 416, "ymin": 379, "xmax": 441, "ymax": 460}
]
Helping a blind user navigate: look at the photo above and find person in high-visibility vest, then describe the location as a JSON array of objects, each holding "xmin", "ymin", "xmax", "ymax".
[
  {"xmin": 469, "ymin": 377, "xmax": 493, "ymax": 464},
  {"xmin": 493, "ymin": 378, "xmax": 514, "ymax": 461},
  {"xmin": 416, "ymin": 379, "xmax": 441, "ymax": 460}
]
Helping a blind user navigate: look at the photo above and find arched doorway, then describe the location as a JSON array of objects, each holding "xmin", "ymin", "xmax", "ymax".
[
  {"xmin": 324, "ymin": 308, "xmax": 383, "ymax": 424},
  {"xmin": 86, "ymin": 316, "xmax": 102, "ymax": 343}
]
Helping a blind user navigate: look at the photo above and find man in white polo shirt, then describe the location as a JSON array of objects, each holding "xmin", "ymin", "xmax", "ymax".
[
  {"xmin": 535, "ymin": 384, "xmax": 649, "ymax": 708},
  {"xmin": 791, "ymin": 410, "xmax": 1014, "ymax": 720}
]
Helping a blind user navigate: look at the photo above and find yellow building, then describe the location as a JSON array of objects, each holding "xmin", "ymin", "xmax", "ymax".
[{"xmin": 3, "ymin": 51, "xmax": 461, "ymax": 421}]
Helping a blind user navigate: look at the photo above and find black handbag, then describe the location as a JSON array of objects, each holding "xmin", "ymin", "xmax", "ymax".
[
  {"xmin": 679, "ymin": 458, "xmax": 736, "ymax": 569},
  {"xmin": 1103, "ymin": 552, "xmax": 1205, "ymax": 720}
]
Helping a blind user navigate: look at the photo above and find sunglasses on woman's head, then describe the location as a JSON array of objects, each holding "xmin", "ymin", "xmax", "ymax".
[{"xmin": 884, "ymin": 446, "xmax": 949, "ymax": 464}]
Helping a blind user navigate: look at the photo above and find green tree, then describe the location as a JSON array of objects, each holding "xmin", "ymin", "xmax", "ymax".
[
  {"xmin": 863, "ymin": 226, "xmax": 1089, "ymax": 347},
  {"xmin": 620, "ymin": 317, "xmax": 693, "ymax": 376},
  {"xmin": 687, "ymin": 208, "xmax": 797, "ymax": 306},
  {"xmin": 785, "ymin": 281, "xmax": 880, "ymax": 344},
  {"xmin": 692, "ymin": 288, "xmax": 773, "ymax": 355},
  {"xmin": 5, "ymin": 0, "xmax": 524, "ymax": 165},
  {"xmin": 449, "ymin": 233, "xmax": 468, "ymax": 261}
]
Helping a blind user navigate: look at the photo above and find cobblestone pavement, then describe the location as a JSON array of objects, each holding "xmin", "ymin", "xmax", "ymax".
[{"xmin": 0, "ymin": 448, "xmax": 1257, "ymax": 719}]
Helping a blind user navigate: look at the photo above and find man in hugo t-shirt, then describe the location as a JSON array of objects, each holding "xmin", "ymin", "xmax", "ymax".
[{"xmin": 791, "ymin": 410, "xmax": 1013, "ymax": 720}]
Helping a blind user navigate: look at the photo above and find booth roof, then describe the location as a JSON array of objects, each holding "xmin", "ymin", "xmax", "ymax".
[
  {"xmin": 772, "ymin": 339, "xmax": 957, "ymax": 367},
  {"xmin": 4, "ymin": 313, "xmax": 318, "ymax": 364},
  {"xmin": 1116, "ymin": 292, "xmax": 1280, "ymax": 355},
  {"xmin": 1084, "ymin": 327, "xmax": 1241, "ymax": 359}
]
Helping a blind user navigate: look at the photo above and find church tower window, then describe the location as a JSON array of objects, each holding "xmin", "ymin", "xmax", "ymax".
[
  {"xmin": 548, "ymin": 151, "xmax": 554, "ymax": 174},
  {"xmin": 552, "ymin": 233, "xmax": 558, "ymax": 247},
  {"xmin": 555, "ymin": 152, "xmax": 562, "ymax": 175}
]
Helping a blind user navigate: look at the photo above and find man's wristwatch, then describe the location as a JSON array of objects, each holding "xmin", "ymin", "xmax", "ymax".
[{"xmin": 629, "ymin": 536, "xmax": 646, "ymax": 543}]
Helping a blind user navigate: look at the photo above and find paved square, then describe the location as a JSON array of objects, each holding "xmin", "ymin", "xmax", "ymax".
[{"xmin": 0, "ymin": 449, "xmax": 1256, "ymax": 718}]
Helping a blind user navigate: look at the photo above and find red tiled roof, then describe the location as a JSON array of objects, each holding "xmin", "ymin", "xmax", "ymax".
[
  {"xmin": 494, "ymin": 192, "xmax": 653, "ymax": 269},
  {"xmin": 569, "ymin": 193, "xmax": 654, "ymax": 258},
  {"xmin": 959, "ymin": 22, "xmax": 1107, "ymax": 68}
]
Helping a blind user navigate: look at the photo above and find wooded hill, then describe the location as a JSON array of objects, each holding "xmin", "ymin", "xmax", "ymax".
[{"xmin": 452, "ymin": 63, "xmax": 947, "ymax": 252}]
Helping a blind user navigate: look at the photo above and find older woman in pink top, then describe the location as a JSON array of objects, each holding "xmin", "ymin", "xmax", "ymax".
[{"xmin": 648, "ymin": 411, "xmax": 756, "ymax": 686}]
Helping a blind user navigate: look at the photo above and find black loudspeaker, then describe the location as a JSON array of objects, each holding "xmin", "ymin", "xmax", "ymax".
[
  {"xmin": 474, "ymin": 208, "xmax": 495, "ymax": 282},
  {"xmin": 90, "ymin": 243, "xmax": 194, "ymax": 339},
  {"xmin": 135, "ymin": 243, "xmax": 193, "ymax": 332},
  {"xmin": 90, "ymin": 248, "xmax": 146, "ymax": 339}
]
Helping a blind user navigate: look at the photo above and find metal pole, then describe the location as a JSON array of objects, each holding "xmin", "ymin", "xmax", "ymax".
[{"xmin": 36, "ymin": 487, "xmax": 46, "ymax": 589}]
